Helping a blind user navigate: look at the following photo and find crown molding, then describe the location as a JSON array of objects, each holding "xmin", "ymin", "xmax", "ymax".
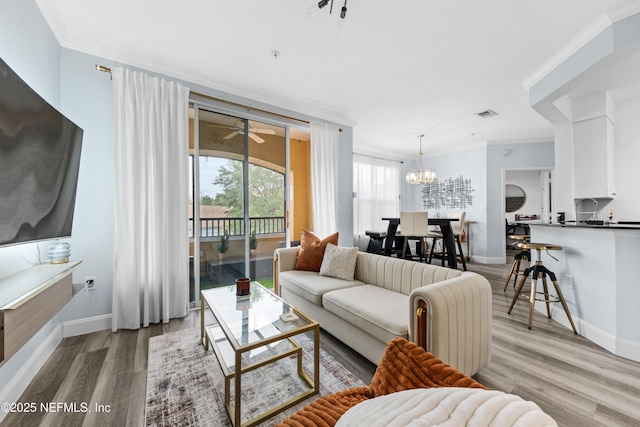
[{"xmin": 522, "ymin": 0, "xmax": 640, "ymax": 90}]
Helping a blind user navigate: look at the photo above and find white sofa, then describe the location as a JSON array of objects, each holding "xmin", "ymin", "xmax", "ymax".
[{"xmin": 273, "ymin": 247, "xmax": 492, "ymax": 377}]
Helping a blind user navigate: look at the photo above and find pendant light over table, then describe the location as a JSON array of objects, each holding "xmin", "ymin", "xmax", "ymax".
[{"xmin": 406, "ymin": 134, "xmax": 436, "ymax": 184}]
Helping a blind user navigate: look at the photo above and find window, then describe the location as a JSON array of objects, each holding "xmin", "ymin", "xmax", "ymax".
[
  {"xmin": 353, "ymin": 154, "xmax": 400, "ymax": 239},
  {"xmin": 188, "ymin": 107, "xmax": 287, "ymax": 304}
]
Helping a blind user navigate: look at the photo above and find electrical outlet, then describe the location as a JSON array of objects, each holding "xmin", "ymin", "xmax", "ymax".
[
  {"xmin": 564, "ymin": 274, "xmax": 574, "ymax": 288},
  {"xmin": 85, "ymin": 276, "xmax": 97, "ymax": 291}
]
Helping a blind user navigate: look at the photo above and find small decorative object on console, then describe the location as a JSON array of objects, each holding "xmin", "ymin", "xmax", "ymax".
[
  {"xmin": 48, "ymin": 241, "xmax": 71, "ymax": 264},
  {"xmin": 235, "ymin": 277, "xmax": 250, "ymax": 297}
]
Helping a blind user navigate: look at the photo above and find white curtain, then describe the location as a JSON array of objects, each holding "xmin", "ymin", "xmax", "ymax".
[
  {"xmin": 111, "ymin": 67, "xmax": 190, "ymax": 331},
  {"xmin": 353, "ymin": 154, "xmax": 400, "ymax": 244},
  {"xmin": 310, "ymin": 120, "xmax": 339, "ymax": 237}
]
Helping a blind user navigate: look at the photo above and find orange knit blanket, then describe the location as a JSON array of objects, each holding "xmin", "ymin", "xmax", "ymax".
[{"xmin": 277, "ymin": 338, "xmax": 486, "ymax": 427}]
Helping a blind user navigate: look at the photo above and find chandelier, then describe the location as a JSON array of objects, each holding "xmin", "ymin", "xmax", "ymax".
[
  {"xmin": 406, "ymin": 134, "xmax": 436, "ymax": 185},
  {"xmin": 308, "ymin": 0, "xmax": 349, "ymax": 27}
]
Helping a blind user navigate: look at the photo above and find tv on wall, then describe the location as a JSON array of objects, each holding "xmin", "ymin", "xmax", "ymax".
[{"xmin": 0, "ymin": 58, "xmax": 83, "ymax": 247}]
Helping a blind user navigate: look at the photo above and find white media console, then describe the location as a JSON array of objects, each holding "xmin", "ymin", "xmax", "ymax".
[{"xmin": 0, "ymin": 260, "xmax": 81, "ymax": 364}]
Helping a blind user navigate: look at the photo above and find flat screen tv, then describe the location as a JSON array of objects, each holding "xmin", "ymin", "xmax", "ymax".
[{"xmin": 0, "ymin": 58, "xmax": 83, "ymax": 247}]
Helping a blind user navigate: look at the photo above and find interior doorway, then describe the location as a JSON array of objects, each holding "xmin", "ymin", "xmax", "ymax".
[{"xmin": 503, "ymin": 168, "xmax": 552, "ymax": 250}]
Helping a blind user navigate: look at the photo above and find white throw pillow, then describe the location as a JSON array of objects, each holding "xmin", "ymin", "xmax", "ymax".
[{"xmin": 319, "ymin": 243, "xmax": 358, "ymax": 281}]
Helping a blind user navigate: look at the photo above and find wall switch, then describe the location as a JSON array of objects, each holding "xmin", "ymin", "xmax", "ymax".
[
  {"xmin": 85, "ymin": 276, "xmax": 97, "ymax": 291},
  {"xmin": 564, "ymin": 274, "xmax": 574, "ymax": 288}
]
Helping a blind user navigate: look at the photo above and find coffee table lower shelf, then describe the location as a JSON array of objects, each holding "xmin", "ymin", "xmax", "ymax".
[
  {"xmin": 201, "ymin": 290, "xmax": 319, "ymax": 427},
  {"xmin": 202, "ymin": 324, "xmax": 319, "ymax": 426}
]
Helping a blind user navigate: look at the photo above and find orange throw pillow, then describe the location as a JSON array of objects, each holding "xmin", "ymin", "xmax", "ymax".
[{"xmin": 294, "ymin": 230, "xmax": 339, "ymax": 272}]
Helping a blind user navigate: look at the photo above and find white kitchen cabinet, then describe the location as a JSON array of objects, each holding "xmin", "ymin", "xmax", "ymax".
[{"xmin": 573, "ymin": 116, "xmax": 615, "ymax": 199}]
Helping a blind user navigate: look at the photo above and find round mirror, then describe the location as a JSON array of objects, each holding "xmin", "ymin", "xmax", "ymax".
[{"xmin": 505, "ymin": 184, "xmax": 526, "ymax": 213}]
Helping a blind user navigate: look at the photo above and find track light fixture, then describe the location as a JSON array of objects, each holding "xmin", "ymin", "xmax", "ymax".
[
  {"xmin": 308, "ymin": 0, "xmax": 349, "ymax": 27},
  {"xmin": 307, "ymin": 0, "xmax": 329, "ymax": 16}
]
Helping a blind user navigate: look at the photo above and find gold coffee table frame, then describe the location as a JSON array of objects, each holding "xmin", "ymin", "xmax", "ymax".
[{"xmin": 200, "ymin": 282, "xmax": 320, "ymax": 427}]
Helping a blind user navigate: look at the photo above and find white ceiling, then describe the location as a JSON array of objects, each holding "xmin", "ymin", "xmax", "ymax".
[{"xmin": 36, "ymin": 0, "xmax": 629, "ymax": 158}]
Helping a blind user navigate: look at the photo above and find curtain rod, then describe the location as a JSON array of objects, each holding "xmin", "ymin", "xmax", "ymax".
[
  {"xmin": 353, "ymin": 152, "xmax": 404, "ymax": 164},
  {"xmin": 95, "ymin": 64, "xmax": 342, "ymax": 131}
]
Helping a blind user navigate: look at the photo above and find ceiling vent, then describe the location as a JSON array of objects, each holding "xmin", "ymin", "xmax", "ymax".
[{"xmin": 476, "ymin": 109, "xmax": 498, "ymax": 118}]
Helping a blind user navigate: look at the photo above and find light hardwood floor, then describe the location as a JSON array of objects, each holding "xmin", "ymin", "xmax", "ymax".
[{"xmin": 2, "ymin": 253, "xmax": 640, "ymax": 426}]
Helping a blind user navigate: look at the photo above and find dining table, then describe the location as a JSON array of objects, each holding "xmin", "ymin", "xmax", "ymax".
[{"xmin": 381, "ymin": 217, "xmax": 460, "ymax": 270}]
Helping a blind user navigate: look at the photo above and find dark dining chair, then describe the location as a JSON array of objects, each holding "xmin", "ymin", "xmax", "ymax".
[{"xmin": 505, "ymin": 219, "xmax": 517, "ymax": 248}]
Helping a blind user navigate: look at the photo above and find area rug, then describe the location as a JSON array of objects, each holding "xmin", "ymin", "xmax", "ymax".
[{"xmin": 145, "ymin": 327, "xmax": 366, "ymax": 426}]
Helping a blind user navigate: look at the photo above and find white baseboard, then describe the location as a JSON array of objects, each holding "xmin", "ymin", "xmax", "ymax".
[
  {"xmin": 62, "ymin": 314, "xmax": 112, "ymax": 337},
  {"xmin": 615, "ymin": 336, "xmax": 640, "ymax": 363},
  {"xmin": 0, "ymin": 324, "xmax": 63, "ymax": 423},
  {"xmin": 470, "ymin": 255, "xmax": 504, "ymax": 264},
  {"xmin": 0, "ymin": 315, "xmax": 113, "ymax": 423},
  {"xmin": 542, "ymin": 305, "xmax": 640, "ymax": 363}
]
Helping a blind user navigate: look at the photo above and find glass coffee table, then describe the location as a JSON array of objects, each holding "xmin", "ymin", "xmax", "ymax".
[{"xmin": 200, "ymin": 281, "xmax": 320, "ymax": 427}]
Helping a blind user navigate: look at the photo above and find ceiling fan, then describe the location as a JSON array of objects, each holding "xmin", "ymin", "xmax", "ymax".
[{"xmin": 207, "ymin": 122, "xmax": 276, "ymax": 144}]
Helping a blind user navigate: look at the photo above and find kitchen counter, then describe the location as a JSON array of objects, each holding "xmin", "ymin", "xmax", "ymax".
[
  {"xmin": 528, "ymin": 224, "xmax": 640, "ymax": 363},
  {"xmin": 547, "ymin": 222, "xmax": 640, "ymax": 230}
]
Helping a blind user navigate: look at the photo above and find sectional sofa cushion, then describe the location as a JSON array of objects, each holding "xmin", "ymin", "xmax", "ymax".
[
  {"xmin": 322, "ymin": 285, "xmax": 409, "ymax": 343},
  {"xmin": 279, "ymin": 270, "xmax": 363, "ymax": 305},
  {"xmin": 294, "ymin": 230, "xmax": 339, "ymax": 272}
]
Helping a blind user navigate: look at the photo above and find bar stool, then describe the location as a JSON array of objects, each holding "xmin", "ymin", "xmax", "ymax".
[
  {"xmin": 507, "ymin": 242, "xmax": 578, "ymax": 334},
  {"xmin": 503, "ymin": 235, "xmax": 531, "ymax": 291}
]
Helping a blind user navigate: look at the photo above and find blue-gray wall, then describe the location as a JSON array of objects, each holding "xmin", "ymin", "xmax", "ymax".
[
  {"xmin": 0, "ymin": 0, "xmax": 60, "ymax": 106},
  {"xmin": 402, "ymin": 141, "xmax": 554, "ymax": 263},
  {"xmin": 403, "ymin": 145, "xmax": 488, "ymax": 258},
  {"xmin": 0, "ymin": 0, "xmax": 64, "ymax": 401},
  {"xmin": 486, "ymin": 142, "xmax": 554, "ymax": 261},
  {"xmin": 57, "ymin": 48, "xmax": 116, "ymax": 323}
]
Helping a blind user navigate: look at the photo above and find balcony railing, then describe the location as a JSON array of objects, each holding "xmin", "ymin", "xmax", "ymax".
[{"xmin": 189, "ymin": 216, "xmax": 285, "ymax": 238}]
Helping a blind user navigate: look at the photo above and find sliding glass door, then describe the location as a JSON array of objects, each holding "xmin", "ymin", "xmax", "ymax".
[{"xmin": 188, "ymin": 108, "xmax": 288, "ymax": 304}]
